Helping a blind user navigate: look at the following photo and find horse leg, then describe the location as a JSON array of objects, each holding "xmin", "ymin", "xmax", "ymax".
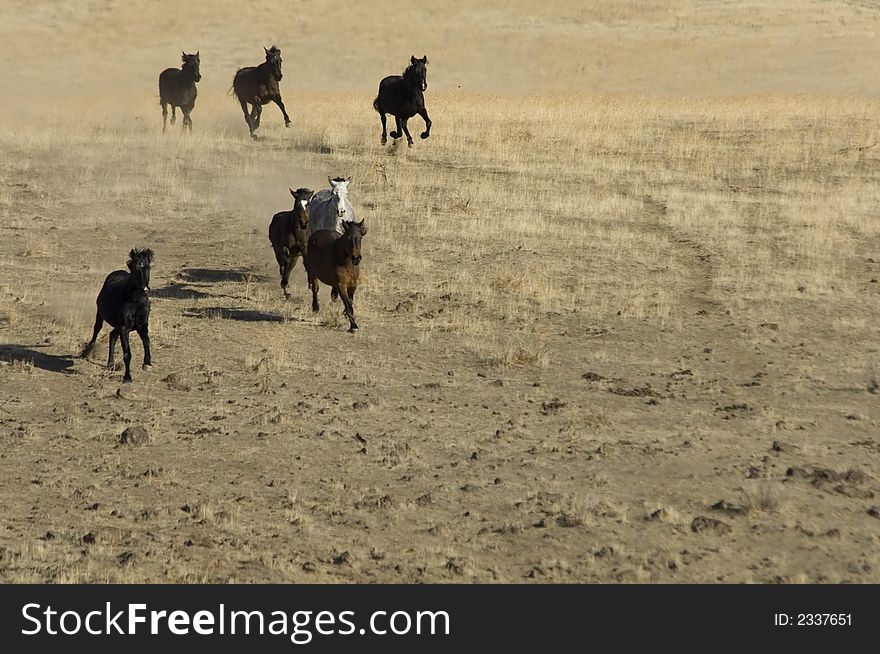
[
  {"xmin": 310, "ymin": 276, "xmax": 320, "ymax": 312},
  {"xmin": 107, "ymin": 328, "xmax": 119, "ymax": 369},
  {"xmin": 161, "ymin": 101, "xmax": 168, "ymax": 133},
  {"xmin": 170, "ymin": 106, "xmax": 177, "ymax": 125},
  {"xmin": 281, "ymin": 249, "xmax": 293, "ymax": 298},
  {"xmin": 273, "ymin": 246, "xmax": 287, "ymax": 294},
  {"xmin": 239, "ymin": 98, "xmax": 254, "ymax": 135},
  {"xmin": 401, "ymin": 118, "xmax": 414, "ymax": 147},
  {"xmin": 337, "ymin": 286, "xmax": 358, "ymax": 333},
  {"xmin": 82, "ymin": 310, "xmax": 103, "ymax": 357},
  {"xmin": 418, "ymin": 107, "xmax": 432, "ymax": 139},
  {"xmin": 379, "ymin": 111, "xmax": 388, "ymax": 144},
  {"xmin": 273, "ymin": 96, "xmax": 292, "ymax": 127},
  {"xmin": 137, "ymin": 325, "xmax": 152, "ymax": 371},
  {"xmin": 120, "ymin": 328, "xmax": 133, "ymax": 383},
  {"xmin": 251, "ymin": 98, "xmax": 262, "ymax": 130},
  {"xmin": 390, "ymin": 116, "xmax": 402, "ymax": 140},
  {"xmin": 181, "ymin": 104, "xmax": 193, "ymax": 132}
]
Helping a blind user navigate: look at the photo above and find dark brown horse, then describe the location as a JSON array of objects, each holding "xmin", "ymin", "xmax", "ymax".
[
  {"xmin": 269, "ymin": 187, "xmax": 314, "ymax": 298},
  {"xmin": 232, "ymin": 46, "xmax": 291, "ymax": 138},
  {"xmin": 159, "ymin": 52, "xmax": 201, "ymax": 132},
  {"xmin": 373, "ymin": 55, "xmax": 431, "ymax": 147},
  {"xmin": 304, "ymin": 220, "xmax": 367, "ymax": 333}
]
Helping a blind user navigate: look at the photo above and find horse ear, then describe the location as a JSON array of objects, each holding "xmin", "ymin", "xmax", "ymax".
[
  {"xmin": 357, "ymin": 220, "xmax": 366, "ymax": 234},
  {"xmin": 265, "ymin": 46, "xmax": 270, "ymax": 55},
  {"xmin": 345, "ymin": 176, "xmax": 352, "ymax": 185},
  {"xmin": 196, "ymin": 51, "xmax": 199, "ymax": 57},
  {"xmin": 328, "ymin": 176, "xmax": 334, "ymax": 186},
  {"xmin": 422, "ymin": 55, "xmax": 428, "ymax": 64},
  {"xmin": 290, "ymin": 188, "xmax": 295, "ymax": 196},
  {"xmin": 411, "ymin": 55, "xmax": 417, "ymax": 64}
]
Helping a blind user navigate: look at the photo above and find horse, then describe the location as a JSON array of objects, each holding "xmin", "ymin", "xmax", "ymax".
[
  {"xmin": 81, "ymin": 248, "xmax": 154, "ymax": 383},
  {"xmin": 269, "ymin": 187, "xmax": 314, "ymax": 298},
  {"xmin": 304, "ymin": 220, "xmax": 367, "ymax": 333},
  {"xmin": 232, "ymin": 46, "xmax": 291, "ymax": 138},
  {"xmin": 307, "ymin": 177, "xmax": 356, "ymax": 233},
  {"xmin": 373, "ymin": 55, "xmax": 431, "ymax": 147},
  {"xmin": 159, "ymin": 52, "xmax": 201, "ymax": 132}
]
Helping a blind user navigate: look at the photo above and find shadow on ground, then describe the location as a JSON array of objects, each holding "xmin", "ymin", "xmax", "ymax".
[
  {"xmin": 150, "ymin": 283, "xmax": 212, "ymax": 300},
  {"xmin": 182, "ymin": 307, "xmax": 284, "ymax": 322},
  {"xmin": 0, "ymin": 344, "xmax": 76, "ymax": 373},
  {"xmin": 175, "ymin": 268, "xmax": 267, "ymax": 283}
]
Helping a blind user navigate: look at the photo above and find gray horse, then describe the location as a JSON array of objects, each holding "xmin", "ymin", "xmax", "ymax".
[{"xmin": 307, "ymin": 177, "xmax": 356, "ymax": 233}]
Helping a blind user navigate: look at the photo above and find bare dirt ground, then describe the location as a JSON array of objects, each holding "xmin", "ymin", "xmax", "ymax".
[{"xmin": 1, "ymin": 1, "xmax": 879, "ymax": 582}]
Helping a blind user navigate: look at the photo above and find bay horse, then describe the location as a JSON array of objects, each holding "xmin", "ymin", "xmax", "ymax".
[
  {"xmin": 304, "ymin": 220, "xmax": 367, "ymax": 333},
  {"xmin": 373, "ymin": 55, "xmax": 431, "ymax": 147},
  {"xmin": 269, "ymin": 187, "xmax": 314, "ymax": 298},
  {"xmin": 81, "ymin": 248, "xmax": 154, "ymax": 383},
  {"xmin": 159, "ymin": 52, "xmax": 201, "ymax": 132},
  {"xmin": 232, "ymin": 46, "xmax": 291, "ymax": 138}
]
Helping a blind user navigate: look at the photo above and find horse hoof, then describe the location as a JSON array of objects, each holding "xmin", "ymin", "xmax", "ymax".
[
  {"xmin": 142, "ymin": 364, "xmax": 152, "ymax": 371},
  {"xmin": 285, "ymin": 122, "xmax": 292, "ymax": 128},
  {"xmin": 123, "ymin": 378, "xmax": 133, "ymax": 384},
  {"xmin": 349, "ymin": 327, "xmax": 358, "ymax": 334},
  {"xmin": 407, "ymin": 141, "xmax": 414, "ymax": 148},
  {"xmin": 420, "ymin": 132, "xmax": 429, "ymax": 139},
  {"xmin": 390, "ymin": 131, "xmax": 400, "ymax": 139},
  {"xmin": 381, "ymin": 137, "xmax": 387, "ymax": 145}
]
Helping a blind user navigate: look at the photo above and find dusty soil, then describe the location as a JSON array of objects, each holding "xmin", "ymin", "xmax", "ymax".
[{"xmin": 0, "ymin": 1, "xmax": 879, "ymax": 582}]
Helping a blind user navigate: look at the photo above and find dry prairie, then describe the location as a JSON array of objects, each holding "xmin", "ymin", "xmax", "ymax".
[{"xmin": 1, "ymin": 1, "xmax": 879, "ymax": 583}]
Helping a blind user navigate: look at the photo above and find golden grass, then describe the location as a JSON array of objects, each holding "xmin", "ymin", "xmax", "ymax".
[
  {"xmin": 2, "ymin": 1, "xmax": 880, "ymax": 583},
  {"xmin": 3, "ymin": 92, "xmax": 878, "ymax": 359}
]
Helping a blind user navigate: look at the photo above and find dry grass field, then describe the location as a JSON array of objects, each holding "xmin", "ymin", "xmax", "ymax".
[{"xmin": 1, "ymin": 0, "xmax": 879, "ymax": 583}]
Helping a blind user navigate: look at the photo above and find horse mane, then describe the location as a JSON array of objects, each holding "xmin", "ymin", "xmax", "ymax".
[
  {"xmin": 403, "ymin": 57, "xmax": 428, "ymax": 78},
  {"xmin": 128, "ymin": 247, "xmax": 154, "ymax": 265}
]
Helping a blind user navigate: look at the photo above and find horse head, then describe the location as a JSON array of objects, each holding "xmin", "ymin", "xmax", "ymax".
[
  {"xmin": 127, "ymin": 248, "xmax": 154, "ymax": 294},
  {"xmin": 265, "ymin": 46, "xmax": 283, "ymax": 80},
  {"xmin": 407, "ymin": 55, "xmax": 428, "ymax": 92},
  {"xmin": 290, "ymin": 187, "xmax": 314, "ymax": 230},
  {"xmin": 182, "ymin": 51, "xmax": 201, "ymax": 82},
  {"xmin": 341, "ymin": 220, "xmax": 366, "ymax": 265},
  {"xmin": 328, "ymin": 176, "xmax": 352, "ymax": 220}
]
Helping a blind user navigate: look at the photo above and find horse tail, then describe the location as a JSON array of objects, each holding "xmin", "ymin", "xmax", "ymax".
[
  {"xmin": 372, "ymin": 96, "xmax": 381, "ymax": 113},
  {"xmin": 229, "ymin": 69, "xmax": 243, "ymax": 100}
]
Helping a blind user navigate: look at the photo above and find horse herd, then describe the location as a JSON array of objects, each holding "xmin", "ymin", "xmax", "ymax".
[
  {"xmin": 160, "ymin": 46, "xmax": 432, "ymax": 146},
  {"xmin": 83, "ymin": 175, "xmax": 368, "ymax": 383},
  {"xmin": 83, "ymin": 45, "xmax": 420, "ymax": 382}
]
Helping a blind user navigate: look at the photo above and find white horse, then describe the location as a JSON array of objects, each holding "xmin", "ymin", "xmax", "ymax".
[{"xmin": 307, "ymin": 176, "xmax": 356, "ymax": 233}]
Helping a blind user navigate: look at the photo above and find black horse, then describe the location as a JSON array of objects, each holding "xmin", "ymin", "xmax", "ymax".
[
  {"xmin": 373, "ymin": 55, "xmax": 431, "ymax": 147},
  {"xmin": 269, "ymin": 187, "xmax": 314, "ymax": 298},
  {"xmin": 159, "ymin": 52, "xmax": 201, "ymax": 132},
  {"xmin": 81, "ymin": 248, "xmax": 154, "ymax": 383},
  {"xmin": 232, "ymin": 46, "xmax": 291, "ymax": 138}
]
